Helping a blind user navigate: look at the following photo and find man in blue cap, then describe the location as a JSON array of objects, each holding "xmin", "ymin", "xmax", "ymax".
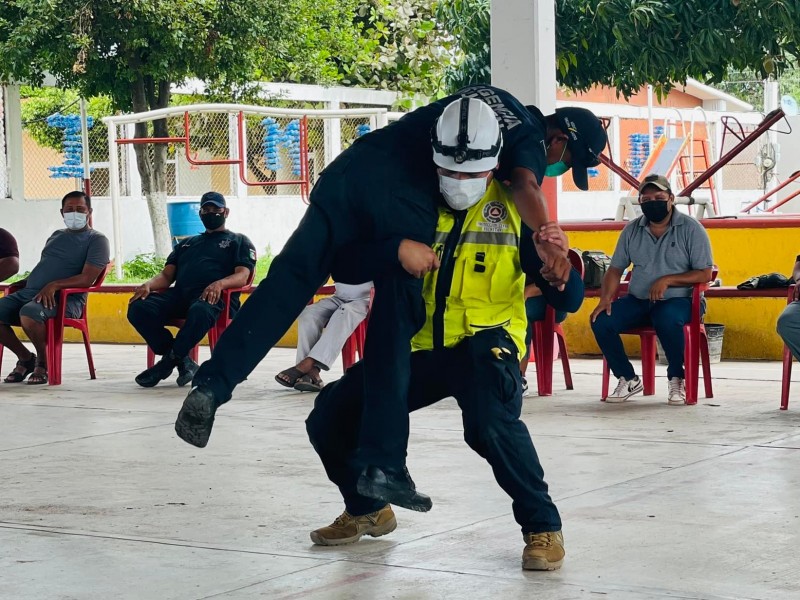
[{"xmin": 128, "ymin": 191, "xmax": 256, "ymax": 388}]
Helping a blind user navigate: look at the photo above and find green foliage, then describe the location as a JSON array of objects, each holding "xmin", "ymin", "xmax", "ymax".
[
  {"xmin": 253, "ymin": 245, "xmax": 274, "ymax": 284},
  {"xmin": 106, "ymin": 253, "xmax": 166, "ymax": 283},
  {"xmin": 435, "ymin": 0, "xmax": 490, "ymax": 91},
  {"xmin": 19, "ymin": 86, "xmax": 113, "ymax": 159},
  {"xmin": 436, "ymin": 0, "xmax": 800, "ymax": 98}
]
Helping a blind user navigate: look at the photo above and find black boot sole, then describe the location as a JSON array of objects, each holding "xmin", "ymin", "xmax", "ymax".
[
  {"xmin": 356, "ymin": 475, "xmax": 433, "ymax": 512},
  {"xmin": 176, "ymin": 367, "xmax": 198, "ymax": 388},
  {"xmin": 174, "ymin": 387, "xmax": 217, "ymax": 448}
]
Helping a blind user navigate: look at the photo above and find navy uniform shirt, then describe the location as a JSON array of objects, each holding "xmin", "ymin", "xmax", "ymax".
[{"xmin": 167, "ymin": 230, "xmax": 256, "ymax": 307}]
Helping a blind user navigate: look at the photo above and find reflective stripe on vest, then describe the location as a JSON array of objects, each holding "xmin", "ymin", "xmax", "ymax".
[{"xmin": 412, "ymin": 180, "xmax": 528, "ymax": 356}]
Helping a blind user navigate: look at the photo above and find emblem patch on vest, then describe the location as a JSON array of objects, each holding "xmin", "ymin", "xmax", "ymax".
[{"xmin": 482, "ymin": 201, "xmax": 507, "ymax": 223}]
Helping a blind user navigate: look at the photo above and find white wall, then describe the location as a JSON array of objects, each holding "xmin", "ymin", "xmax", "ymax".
[{"xmin": 2, "ymin": 194, "xmax": 308, "ymax": 272}]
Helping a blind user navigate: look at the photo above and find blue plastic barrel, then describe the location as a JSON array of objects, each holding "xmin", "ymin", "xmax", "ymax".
[{"xmin": 166, "ymin": 201, "xmax": 203, "ymax": 244}]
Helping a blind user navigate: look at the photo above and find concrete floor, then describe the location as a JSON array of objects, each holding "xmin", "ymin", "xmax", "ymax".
[{"xmin": 1, "ymin": 344, "xmax": 799, "ymax": 600}]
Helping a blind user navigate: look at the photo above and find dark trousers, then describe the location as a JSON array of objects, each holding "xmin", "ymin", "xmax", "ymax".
[
  {"xmin": 127, "ymin": 288, "xmax": 223, "ymax": 359},
  {"xmin": 522, "ymin": 296, "xmax": 569, "ymax": 364},
  {"xmin": 590, "ymin": 294, "xmax": 697, "ymax": 380},
  {"xmin": 192, "ymin": 142, "xmax": 437, "ymax": 475},
  {"xmin": 306, "ymin": 328, "xmax": 562, "ymax": 534}
]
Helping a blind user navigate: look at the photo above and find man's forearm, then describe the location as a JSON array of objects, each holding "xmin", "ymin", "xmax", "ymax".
[
  {"xmin": 218, "ymin": 270, "xmax": 250, "ymax": 290},
  {"xmin": 146, "ymin": 273, "xmax": 173, "ymax": 290},
  {"xmin": 600, "ymin": 267, "xmax": 623, "ymax": 301},
  {"xmin": 49, "ymin": 273, "xmax": 100, "ymax": 290},
  {"xmin": 663, "ymin": 269, "xmax": 713, "ymax": 286},
  {"xmin": 511, "ymin": 182, "xmax": 550, "ymax": 232},
  {"xmin": 792, "ymin": 261, "xmax": 800, "ymax": 282}
]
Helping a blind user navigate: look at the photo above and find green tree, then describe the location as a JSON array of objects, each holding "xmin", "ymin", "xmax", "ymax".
[
  {"xmin": 0, "ymin": 0, "xmax": 290, "ymax": 256},
  {"xmin": 437, "ymin": 0, "xmax": 800, "ymax": 98}
]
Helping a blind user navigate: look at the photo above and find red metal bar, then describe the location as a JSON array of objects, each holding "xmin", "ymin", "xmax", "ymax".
[
  {"xmin": 299, "ymin": 116, "xmax": 310, "ymax": 203},
  {"xmin": 681, "ymin": 109, "xmax": 786, "ymax": 196},
  {"xmin": 598, "ymin": 153, "xmax": 641, "ymax": 189},
  {"xmin": 236, "ymin": 112, "xmax": 311, "ymax": 190},
  {"xmin": 183, "ymin": 112, "xmax": 240, "ymax": 166},
  {"xmin": 741, "ymin": 170, "xmax": 800, "ymax": 213},
  {"xmin": 117, "ymin": 136, "xmax": 186, "ymax": 144},
  {"xmin": 765, "ymin": 186, "xmax": 800, "ymax": 213}
]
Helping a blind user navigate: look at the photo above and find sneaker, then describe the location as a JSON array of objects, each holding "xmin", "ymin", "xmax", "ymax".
[
  {"xmin": 667, "ymin": 377, "xmax": 686, "ymax": 405},
  {"xmin": 522, "ymin": 530, "xmax": 565, "ymax": 571},
  {"xmin": 176, "ymin": 356, "xmax": 199, "ymax": 387},
  {"xmin": 174, "ymin": 386, "xmax": 219, "ymax": 448},
  {"xmin": 310, "ymin": 505, "xmax": 397, "ymax": 546},
  {"xmin": 135, "ymin": 354, "xmax": 177, "ymax": 388},
  {"xmin": 606, "ymin": 375, "xmax": 643, "ymax": 403},
  {"xmin": 521, "ymin": 376, "xmax": 529, "ymax": 397}
]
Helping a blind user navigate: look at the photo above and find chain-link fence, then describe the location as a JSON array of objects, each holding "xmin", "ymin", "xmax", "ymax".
[{"xmin": 103, "ymin": 105, "xmax": 387, "ymax": 204}]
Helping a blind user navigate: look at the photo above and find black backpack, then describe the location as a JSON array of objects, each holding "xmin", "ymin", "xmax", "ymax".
[{"xmin": 581, "ymin": 250, "xmax": 612, "ymax": 288}]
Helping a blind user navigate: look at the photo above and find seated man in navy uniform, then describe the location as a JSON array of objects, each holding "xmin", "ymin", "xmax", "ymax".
[
  {"xmin": 306, "ymin": 98, "xmax": 584, "ymax": 571},
  {"xmin": 128, "ymin": 192, "xmax": 256, "ymax": 388}
]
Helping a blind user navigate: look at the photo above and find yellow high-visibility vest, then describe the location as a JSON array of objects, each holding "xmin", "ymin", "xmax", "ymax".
[{"xmin": 412, "ymin": 179, "xmax": 527, "ymax": 356}]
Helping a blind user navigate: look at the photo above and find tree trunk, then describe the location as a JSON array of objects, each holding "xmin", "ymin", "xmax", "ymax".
[{"xmin": 131, "ymin": 76, "xmax": 173, "ymax": 257}]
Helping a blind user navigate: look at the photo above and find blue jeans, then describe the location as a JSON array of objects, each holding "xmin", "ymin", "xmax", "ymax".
[
  {"xmin": 591, "ymin": 294, "xmax": 700, "ymax": 380},
  {"xmin": 523, "ymin": 296, "xmax": 568, "ymax": 363}
]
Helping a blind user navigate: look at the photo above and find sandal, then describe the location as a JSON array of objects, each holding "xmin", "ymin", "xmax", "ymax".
[
  {"xmin": 26, "ymin": 364, "xmax": 48, "ymax": 385},
  {"xmin": 294, "ymin": 373, "xmax": 324, "ymax": 393},
  {"xmin": 275, "ymin": 366, "xmax": 306, "ymax": 388},
  {"xmin": 4, "ymin": 354, "xmax": 36, "ymax": 383}
]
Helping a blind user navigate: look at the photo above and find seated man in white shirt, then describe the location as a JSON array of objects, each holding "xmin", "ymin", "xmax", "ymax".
[{"xmin": 275, "ymin": 281, "xmax": 372, "ymax": 392}]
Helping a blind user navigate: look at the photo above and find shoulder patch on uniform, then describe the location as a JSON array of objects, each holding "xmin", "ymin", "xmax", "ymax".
[
  {"xmin": 482, "ymin": 201, "xmax": 508, "ymax": 224},
  {"xmin": 249, "ymin": 248, "xmax": 256, "ymax": 261}
]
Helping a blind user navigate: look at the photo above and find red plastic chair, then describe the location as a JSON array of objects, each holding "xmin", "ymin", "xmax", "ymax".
[
  {"xmin": 528, "ymin": 249, "xmax": 585, "ymax": 396},
  {"xmin": 780, "ymin": 285, "xmax": 796, "ymax": 410},
  {"xmin": 0, "ymin": 265, "xmax": 109, "ymax": 385},
  {"xmin": 313, "ymin": 284, "xmax": 373, "ymax": 371},
  {"xmin": 145, "ymin": 268, "xmax": 256, "ymax": 368},
  {"xmin": 600, "ymin": 268, "xmax": 718, "ymax": 405}
]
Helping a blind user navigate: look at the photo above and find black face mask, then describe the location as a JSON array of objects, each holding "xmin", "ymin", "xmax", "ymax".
[
  {"xmin": 200, "ymin": 212, "xmax": 225, "ymax": 230},
  {"xmin": 640, "ymin": 200, "xmax": 670, "ymax": 223}
]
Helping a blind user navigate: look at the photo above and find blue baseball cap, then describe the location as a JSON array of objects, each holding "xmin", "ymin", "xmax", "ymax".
[{"xmin": 200, "ymin": 191, "xmax": 226, "ymax": 208}]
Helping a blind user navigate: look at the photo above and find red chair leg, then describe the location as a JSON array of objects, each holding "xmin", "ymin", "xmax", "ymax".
[
  {"xmin": 601, "ymin": 357, "xmax": 610, "ymax": 400},
  {"xmin": 81, "ymin": 328, "xmax": 97, "ymax": 379},
  {"xmin": 781, "ymin": 346, "xmax": 792, "ymax": 410},
  {"xmin": 640, "ymin": 334, "xmax": 657, "ymax": 396},
  {"xmin": 0, "ymin": 343, "xmax": 4, "ymax": 371},
  {"xmin": 533, "ymin": 320, "xmax": 554, "ymax": 396},
  {"xmin": 46, "ymin": 319, "xmax": 64, "ymax": 386},
  {"xmin": 146, "ymin": 347, "xmax": 156, "ymax": 368},
  {"xmin": 684, "ymin": 328, "xmax": 700, "ymax": 405},
  {"xmin": 189, "ymin": 345, "xmax": 200, "ymax": 364},
  {"xmin": 700, "ymin": 330, "xmax": 713, "ymax": 399},
  {"xmin": 341, "ymin": 335, "xmax": 356, "ymax": 371},
  {"xmin": 556, "ymin": 328, "xmax": 573, "ymax": 390}
]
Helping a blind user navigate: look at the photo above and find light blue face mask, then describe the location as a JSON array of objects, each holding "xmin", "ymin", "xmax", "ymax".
[{"xmin": 545, "ymin": 138, "xmax": 569, "ymax": 177}]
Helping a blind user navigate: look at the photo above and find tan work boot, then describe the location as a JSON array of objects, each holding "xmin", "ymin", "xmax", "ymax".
[
  {"xmin": 310, "ymin": 506, "xmax": 397, "ymax": 546},
  {"xmin": 522, "ymin": 530, "xmax": 565, "ymax": 571}
]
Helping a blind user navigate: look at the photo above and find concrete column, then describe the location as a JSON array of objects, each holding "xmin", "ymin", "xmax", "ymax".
[
  {"xmin": 491, "ymin": 0, "xmax": 558, "ymax": 217},
  {"xmin": 4, "ymin": 85, "xmax": 24, "ymax": 202}
]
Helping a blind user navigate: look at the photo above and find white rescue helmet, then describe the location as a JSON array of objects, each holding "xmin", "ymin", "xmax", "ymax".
[{"xmin": 432, "ymin": 97, "xmax": 503, "ymax": 173}]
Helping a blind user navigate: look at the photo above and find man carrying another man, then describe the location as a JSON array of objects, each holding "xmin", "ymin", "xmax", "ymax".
[
  {"xmin": 128, "ymin": 192, "xmax": 256, "ymax": 388},
  {"xmin": 305, "ymin": 98, "xmax": 584, "ymax": 570},
  {"xmin": 0, "ymin": 191, "xmax": 109, "ymax": 384},
  {"xmin": 590, "ymin": 174, "xmax": 714, "ymax": 405}
]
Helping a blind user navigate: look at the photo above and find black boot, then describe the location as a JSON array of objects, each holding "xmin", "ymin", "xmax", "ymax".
[
  {"xmin": 357, "ymin": 465, "xmax": 432, "ymax": 512},
  {"xmin": 135, "ymin": 353, "xmax": 178, "ymax": 388},
  {"xmin": 176, "ymin": 355, "xmax": 199, "ymax": 387},
  {"xmin": 175, "ymin": 386, "xmax": 219, "ymax": 448}
]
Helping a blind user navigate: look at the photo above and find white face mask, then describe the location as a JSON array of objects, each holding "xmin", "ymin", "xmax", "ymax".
[
  {"xmin": 63, "ymin": 212, "xmax": 89, "ymax": 230},
  {"xmin": 439, "ymin": 174, "xmax": 487, "ymax": 211}
]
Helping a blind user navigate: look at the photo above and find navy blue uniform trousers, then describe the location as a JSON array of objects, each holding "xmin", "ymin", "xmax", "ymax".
[
  {"xmin": 306, "ymin": 327, "xmax": 562, "ymax": 534},
  {"xmin": 192, "ymin": 141, "xmax": 437, "ymax": 469}
]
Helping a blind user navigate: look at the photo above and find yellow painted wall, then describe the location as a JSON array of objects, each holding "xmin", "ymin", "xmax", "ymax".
[
  {"xmin": 564, "ymin": 224, "xmax": 799, "ymax": 360},
  {"xmin": 53, "ymin": 292, "xmax": 299, "ymax": 348}
]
